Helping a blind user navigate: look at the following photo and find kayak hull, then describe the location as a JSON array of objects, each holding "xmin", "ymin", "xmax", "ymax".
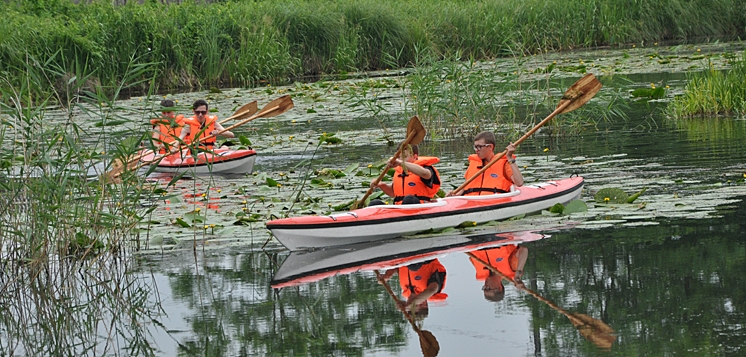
[
  {"xmin": 140, "ymin": 148, "xmax": 257, "ymax": 175},
  {"xmin": 267, "ymin": 176, "xmax": 584, "ymax": 251}
]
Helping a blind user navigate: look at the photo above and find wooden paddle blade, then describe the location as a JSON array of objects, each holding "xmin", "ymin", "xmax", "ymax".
[
  {"xmin": 406, "ymin": 116, "xmax": 427, "ymax": 146},
  {"xmin": 256, "ymin": 95, "xmax": 294, "ymax": 118},
  {"xmin": 566, "ymin": 313, "xmax": 615, "ymax": 350},
  {"xmin": 556, "ymin": 73, "xmax": 602, "ymax": 114},
  {"xmin": 232, "ymin": 101, "xmax": 258, "ymax": 120},
  {"xmin": 419, "ymin": 330, "xmax": 440, "ymax": 357}
]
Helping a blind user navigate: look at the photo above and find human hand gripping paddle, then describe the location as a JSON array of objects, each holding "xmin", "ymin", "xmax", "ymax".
[
  {"xmin": 452, "ymin": 73, "xmax": 602, "ymax": 195},
  {"xmin": 466, "ymin": 252, "xmax": 616, "ymax": 350},
  {"xmin": 375, "ymin": 270, "xmax": 440, "ymax": 357},
  {"xmin": 104, "ymin": 96, "xmax": 292, "ymax": 180},
  {"xmin": 351, "ymin": 116, "xmax": 427, "ymax": 209}
]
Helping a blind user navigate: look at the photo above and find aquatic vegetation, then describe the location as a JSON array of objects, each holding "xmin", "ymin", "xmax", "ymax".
[
  {"xmin": 668, "ymin": 52, "xmax": 746, "ymax": 117},
  {"xmin": 2, "ymin": 0, "xmax": 746, "ymax": 99}
]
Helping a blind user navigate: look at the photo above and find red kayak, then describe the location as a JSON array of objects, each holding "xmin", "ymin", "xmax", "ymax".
[
  {"xmin": 267, "ymin": 176, "xmax": 584, "ymax": 251},
  {"xmin": 139, "ymin": 147, "xmax": 257, "ymax": 175}
]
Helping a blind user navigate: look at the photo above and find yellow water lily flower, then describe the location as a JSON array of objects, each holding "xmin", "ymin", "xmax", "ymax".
[
  {"xmin": 195, "ymin": 207, "xmax": 201, "ymax": 212},
  {"xmin": 543, "ymin": 148, "xmax": 549, "ymax": 152},
  {"xmin": 604, "ymin": 197, "xmax": 610, "ymax": 203}
]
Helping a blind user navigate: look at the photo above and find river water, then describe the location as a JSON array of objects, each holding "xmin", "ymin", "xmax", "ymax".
[{"xmin": 5, "ymin": 42, "xmax": 746, "ymax": 356}]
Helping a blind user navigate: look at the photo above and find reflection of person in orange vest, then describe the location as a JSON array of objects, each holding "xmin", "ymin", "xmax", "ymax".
[
  {"xmin": 176, "ymin": 99, "xmax": 234, "ymax": 150},
  {"xmin": 369, "ymin": 144, "xmax": 441, "ymax": 205},
  {"xmin": 150, "ymin": 99, "xmax": 185, "ymax": 154},
  {"xmin": 448, "ymin": 131, "xmax": 524, "ymax": 196},
  {"xmin": 469, "ymin": 244, "xmax": 527, "ymax": 302},
  {"xmin": 378, "ymin": 259, "xmax": 447, "ymax": 317}
]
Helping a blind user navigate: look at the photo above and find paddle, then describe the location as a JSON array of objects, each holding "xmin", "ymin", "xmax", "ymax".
[
  {"xmin": 466, "ymin": 252, "xmax": 616, "ymax": 350},
  {"xmin": 452, "ymin": 73, "xmax": 602, "ymax": 195},
  {"xmin": 351, "ymin": 116, "xmax": 427, "ymax": 209},
  {"xmin": 106, "ymin": 96, "xmax": 293, "ymax": 180},
  {"xmin": 375, "ymin": 270, "xmax": 440, "ymax": 357},
  {"xmin": 218, "ymin": 100, "xmax": 258, "ymax": 125}
]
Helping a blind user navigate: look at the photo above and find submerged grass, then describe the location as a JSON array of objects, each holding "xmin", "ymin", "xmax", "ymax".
[
  {"xmin": 668, "ymin": 52, "xmax": 746, "ymax": 117},
  {"xmin": 1, "ymin": 0, "xmax": 744, "ymax": 99},
  {"xmin": 0, "ymin": 53, "xmax": 169, "ymax": 355}
]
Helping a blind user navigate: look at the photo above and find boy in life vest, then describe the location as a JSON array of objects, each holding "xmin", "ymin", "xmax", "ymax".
[
  {"xmin": 378, "ymin": 259, "xmax": 448, "ymax": 317},
  {"xmin": 176, "ymin": 99, "xmax": 235, "ymax": 150},
  {"xmin": 448, "ymin": 131, "xmax": 524, "ymax": 196},
  {"xmin": 369, "ymin": 144, "xmax": 441, "ymax": 205},
  {"xmin": 468, "ymin": 244, "xmax": 527, "ymax": 302},
  {"xmin": 150, "ymin": 99, "xmax": 185, "ymax": 154}
]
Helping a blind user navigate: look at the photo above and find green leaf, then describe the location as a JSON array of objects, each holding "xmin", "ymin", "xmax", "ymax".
[
  {"xmin": 627, "ymin": 187, "xmax": 648, "ymax": 203},
  {"xmin": 174, "ymin": 218, "xmax": 191, "ymax": 228},
  {"xmin": 343, "ymin": 163, "xmax": 360, "ymax": 175},
  {"xmin": 549, "ymin": 203, "xmax": 565, "ymax": 214},
  {"xmin": 631, "ymin": 88, "xmax": 653, "ymax": 98},
  {"xmin": 94, "ymin": 120, "xmax": 128, "ymax": 127},
  {"xmin": 564, "ymin": 199, "xmax": 589, "ymax": 214},
  {"xmin": 238, "ymin": 135, "xmax": 252, "ymax": 146},
  {"xmin": 266, "ymin": 177, "xmax": 279, "ymax": 187},
  {"xmin": 594, "ymin": 188, "xmax": 629, "ymax": 204}
]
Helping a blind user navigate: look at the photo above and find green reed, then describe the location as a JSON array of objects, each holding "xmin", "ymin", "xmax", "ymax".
[
  {"xmin": 1, "ymin": 0, "xmax": 744, "ymax": 99},
  {"xmin": 668, "ymin": 52, "xmax": 746, "ymax": 117},
  {"xmin": 0, "ymin": 53, "xmax": 169, "ymax": 356}
]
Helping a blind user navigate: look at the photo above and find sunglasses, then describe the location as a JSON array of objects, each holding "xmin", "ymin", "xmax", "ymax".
[
  {"xmin": 194, "ymin": 110, "xmax": 207, "ymax": 115},
  {"xmin": 474, "ymin": 144, "xmax": 492, "ymax": 151}
]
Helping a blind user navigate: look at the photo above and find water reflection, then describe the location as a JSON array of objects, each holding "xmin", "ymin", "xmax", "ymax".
[{"xmin": 271, "ymin": 229, "xmax": 616, "ymax": 355}]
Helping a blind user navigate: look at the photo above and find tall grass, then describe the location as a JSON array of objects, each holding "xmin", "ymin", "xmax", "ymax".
[
  {"xmin": 0, "ymin": 53, "xmax": 167, "ymax": 355},
  {"xmin": 668, "ymin": 52, "xmax": 746, "ymax": 117},
  {"xmin": 1, "ymin": 0, "xmax": 744, "ymax": 99}
]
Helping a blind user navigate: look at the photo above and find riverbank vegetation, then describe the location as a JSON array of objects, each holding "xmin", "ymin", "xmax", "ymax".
[
  {"xmin": 668, "ymin": 52, "xmax": 746, "ymax": 117},
  {"xmin": 0, "ymin": 57, "xmax": 168, "ymax": 355},
  {"xmin": 1, "ymin": 0, "xmax": 744, "ymax": 100}
]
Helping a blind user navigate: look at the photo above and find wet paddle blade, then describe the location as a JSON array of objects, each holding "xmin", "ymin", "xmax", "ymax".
[
  {"xmin": 419, "ymin": 330, "xmax": 440, "ymax": 357},
  {"xmin": 556, "ymin": 73, "xmax": 602, "ymax": 114}
]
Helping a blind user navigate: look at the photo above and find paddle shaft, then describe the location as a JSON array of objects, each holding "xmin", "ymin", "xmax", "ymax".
[
  {"xmin": 453, "ymin": 98, "xmax": 574, "ymax": 194},
  {"xmin": 467, "ymin": 251, "xmax": 585, "ymax": 324},
  {"xmin": 358, "ymin": 130, "xmax": 417, "ymax": 204},
  {"xmin": 374, "ymin": 270, "xmax": 423, "ymax": 331}
]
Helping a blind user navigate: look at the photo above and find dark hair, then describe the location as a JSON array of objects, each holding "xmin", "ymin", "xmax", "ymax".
[
  {"xmin": 160, "ymin": 99, "xmax": 175, "ymax": 108},
  {"xmin": 192, "ymin": 99, "xmax": 209, "ymax": 110},
  {"xmin": 474, "ymin": 131, "xmax": 496, "ymax": 146}
]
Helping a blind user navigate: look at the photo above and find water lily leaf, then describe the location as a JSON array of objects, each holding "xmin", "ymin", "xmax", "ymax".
[
  {"xmin": 333, "ymin": 200, "xmax": 355, "ymax": 211},
  {"xmin": 549, "ymin": 203, "xmax": 565, "ymax": 214},
  {"xmin": 564, "ymin": 199, "xmax": 589, "ymax": 214},
  {"xmin": 594, "ymin": 188, "xmax": 629, "ymax": 203},
  {"xmin": 631, "ymin": 88, "xmax": 653, "ymax": 98},
  {"xmin": 343, "ymin": 163, "xmax": 360, "ymax": 175},
  {"xmin": 183, "ymin": 212, "xmax": 204, "ymax": 224},
  {"xmin": 266, "ymin": 177, "xmax": 279, "ymax": 187},
  {"xmin": 651, "ymin": 87, "xmax": 666, "ymax": 99}
]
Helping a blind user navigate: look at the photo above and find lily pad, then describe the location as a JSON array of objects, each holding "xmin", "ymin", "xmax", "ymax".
[
  {"xmin": 594, "ymin": 188, "xmax": 629, "ymax": 204},
  {"xmin": 564, "ymin": 200, "xmax": 588, "ymax": 214}
]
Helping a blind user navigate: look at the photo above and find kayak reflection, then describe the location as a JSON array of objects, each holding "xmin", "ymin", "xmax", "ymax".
[
  {"xmin": 272, "ymin": 230, "xmax": 545, "ymax": 357},
  {"xmin": 271, "ymin": 229, "xmax": 546, "ymax": 289}
]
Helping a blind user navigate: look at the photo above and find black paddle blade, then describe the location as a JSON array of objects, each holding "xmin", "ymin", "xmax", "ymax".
[{"xmin": 557, "ymin": 73, "xmax": 602, "ymax": 114}]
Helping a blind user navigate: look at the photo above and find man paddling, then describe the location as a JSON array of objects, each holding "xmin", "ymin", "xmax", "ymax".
[
  {"xmin": 177, "ymin": 99, "xmax": 235, "ymax": 150},
  {"xmin": 369, "ymin": 144, "xmax": 441, "ymax": 205},
  {"xmin": 449, "ymin": 131, "xmax": 524, "ymax": 196}
]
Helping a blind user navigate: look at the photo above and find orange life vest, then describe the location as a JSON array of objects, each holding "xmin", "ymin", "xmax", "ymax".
[
  {"xmin": 392, "ymin": 156, "xmax": 441, "ymax": 204},
  {"xmin": 398, "ymin": 259, "xmax": 448, "ymax": 301},
  {"xmin": 469, "ymin": 245, "xmax": 518, "ymax": 280},
  {"xmin": 150, "ymin": 115, "xmax": 185, "ymax": 153},
  {"xmin": 462, "ymin": 154, "xmax": 515, "ymax": 195},
  {"xmin": 183, "ymin": 115, "xmax": 218, "ymax": 148}
]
